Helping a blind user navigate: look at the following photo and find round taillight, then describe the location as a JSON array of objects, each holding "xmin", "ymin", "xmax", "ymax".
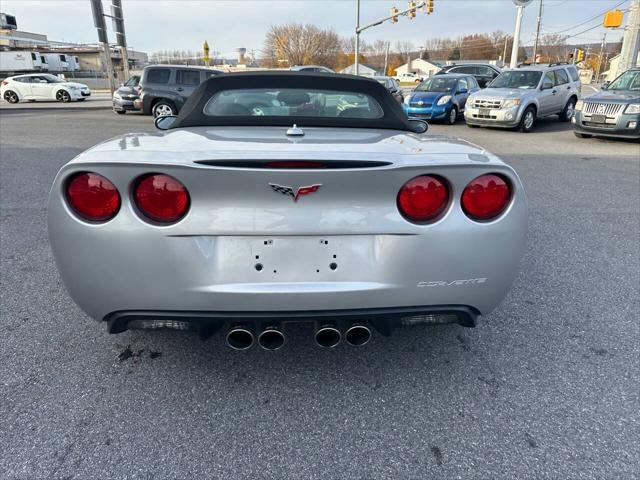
[
  {"xmin": 134, "ymin": 173, "xmax": 189, "ymax": 223},
  {"xmin": 66, "ymin": 172, "xmax": 120, "ymax": 222},
  {"xmin": 397, "ymin": 175, "xmax": 449, "ymax": 223},
  {"xmin": 462, "ymin": 174, "xmax": 511, "ymax": 221}
]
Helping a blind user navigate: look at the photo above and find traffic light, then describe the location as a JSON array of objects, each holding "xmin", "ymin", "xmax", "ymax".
[
  {"xmin": 408, "ymin": 1, "xmax": 416, "ymax": 18},
  {"xmin": 425, "ymin": 0, "xmax": 434, "ymax": 14},
  {"xmin": 575, "ymin": 48, "xmax": 585, "ymax": 62},
  {"xmin": 391, "ymin": 7, "xmax": 399, "ymax": 22}
]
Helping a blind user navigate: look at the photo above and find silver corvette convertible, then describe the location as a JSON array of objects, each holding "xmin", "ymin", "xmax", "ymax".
[{"xmin": 48, "ymin": 72, "xmax": 527, "ymax": 350}]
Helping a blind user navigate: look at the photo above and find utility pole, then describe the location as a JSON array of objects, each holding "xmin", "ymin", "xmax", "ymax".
[
  {"xmin": 355, "ymin": 0, "xmax": 361, "ymax": 75},
  {"xmin": 89, "ymin": 0, "xmax": 116, "ymax": 93},
  {"xmin": 616, "ymin": 0, "xmax": 640, "ymax": 77},
  {"xmin": 383, "ymin": 41, "xmax": 390, "ymax": 75},
  {"xmin": 596, "ymin": 32, "xmax": 607, "ymax": 83},
  {"xmin": 502, "ymin": 35, "xmax": 510, "ymax": 66},
  {"xmin": 111, "ymin": 0, "xmax": 129, "ymax": 80},
  {"xmin": 532, "ymin": 0, "xmax": 544, "ymax": 64}
]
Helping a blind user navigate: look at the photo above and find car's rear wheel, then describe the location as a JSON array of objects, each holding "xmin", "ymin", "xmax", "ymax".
[
  {"xmin": 56, "ymin": 90, "xmax": 71, "ymax": 103},
  {"xmin": 445, "ymin": 107, "xmax": 458, "ymax": 125},
  {"xmin": 574, "ymin": 132, "xmax": 592, "ymax": 138},
  {"xmin": 559, "ymin": 98, "xmax": 576, "ymax": 122},
  {"xmin": 519, "ymin": 107, "xmax": 536, "ymax": 133},
  {"xmin": 3, "ymin": 90, "xmax": 19, "ymax": 104},
  {"xmin": 152, "ymin": 100, "xmax": 177, "ymax": 117}
]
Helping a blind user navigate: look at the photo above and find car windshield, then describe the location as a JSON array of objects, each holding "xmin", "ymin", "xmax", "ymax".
[
  {"xmin": 203, "ymin": 88, "xmax": 384, "ymax": 119},
  {"xmin": 608, "ymin": 70, "xmax": 640, "ymax": 91},
  {"xmin": 41, "ymin": 74, "xmax": 65, "ymax": 83},
  {"xmin": 488, "ymin": 71, "xmax": 542, "ymax": 89},
  {"xmin": 124, "ymin": 76, "xmax": 140, "ymax": 87},
  {"xmin": 415, "ymin": 77, "xmax": 457, "ymax": 93}
]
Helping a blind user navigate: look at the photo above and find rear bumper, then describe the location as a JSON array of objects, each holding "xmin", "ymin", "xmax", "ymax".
[{"xmin": 106, "ymin": 305, "xmax": 479, "ymax": 335}]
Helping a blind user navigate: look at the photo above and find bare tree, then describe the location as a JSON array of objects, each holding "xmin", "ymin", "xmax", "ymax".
[
  {"xmin": 538, "ymin": 34, "xmax": 568, "ymax": 62},
  {"xmin": 264, "ymin": 23, "xmax": 343, "ymax": 68}
]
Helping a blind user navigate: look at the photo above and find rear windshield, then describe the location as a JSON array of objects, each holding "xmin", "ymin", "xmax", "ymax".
[{"xmin": 203, "ymin": 88, "xmax": 384, "ymax": 119}]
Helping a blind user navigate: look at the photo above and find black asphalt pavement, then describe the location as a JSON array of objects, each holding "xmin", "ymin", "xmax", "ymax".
[{"xmin": 1, "ymin": 109, "xmax": 638, "ymax": 479}]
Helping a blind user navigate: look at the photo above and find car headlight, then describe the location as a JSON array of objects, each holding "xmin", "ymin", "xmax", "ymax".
[
  {"xmin": 437, "ymin": 95, "xmax": 452, "ymax": 106},
  {"xmin": 575, "ymin": 99, "xmax": 584, "ymax": 111},
  {"xmin": 502, "ymin": 99, "xmax": 521, "ymax": 109},
  {"xmin": 624, "ymin": 103, "xmax": 640, "ymax": 114}
]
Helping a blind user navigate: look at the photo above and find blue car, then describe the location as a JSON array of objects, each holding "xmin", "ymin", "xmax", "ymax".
[{"xmin": 403, "ymin": 74, "xmax": 480, "ymax": 124}]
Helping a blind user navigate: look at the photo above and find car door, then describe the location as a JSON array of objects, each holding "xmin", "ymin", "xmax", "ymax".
[
  {"xmin": 174, "ymin": 69, "xmax": 202, "ymax": 105},
  {"xmin": 455, "ymin": 77, "xmax": 470, "ymax": 110},
  {"xmin": 537, "ymin": 71, "xmax": 558, "ymax": 116},
  {"xmin": 29, "ymin": 75, "xmax": 53, "ymax": 99},
  {"xmin": 553, "ymin": 68, "xmax": 571, "ymax": 111}
]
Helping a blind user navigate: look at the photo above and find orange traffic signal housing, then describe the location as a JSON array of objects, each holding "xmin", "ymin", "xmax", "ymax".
[{"xmin": 603, "ymin": 10, "xmax": 623, "ymax": 28}]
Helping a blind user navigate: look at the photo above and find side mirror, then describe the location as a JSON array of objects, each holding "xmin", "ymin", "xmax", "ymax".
[
  {"xmin": 541, "ymin": 80, "xmax": 554, "ymax": 90},
  {"xmin": 154, "ymin": 115, "xmax": 177, "ymax": 130},
  {"xmin": 601, "ymin": 81, "xmax": 609, "ymax": 90},
  {"xmin": 408, "ymin": 118, "xmax": 428, "ymax": 134}
]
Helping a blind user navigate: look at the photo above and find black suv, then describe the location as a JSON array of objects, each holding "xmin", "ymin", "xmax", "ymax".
[
  {"xmin": 436, "ymin": 64, "xmax": 501, "ymax": 88},
  {"xmin": 137, "ymin": 65, "xmax": 223, "ymax": 117}
]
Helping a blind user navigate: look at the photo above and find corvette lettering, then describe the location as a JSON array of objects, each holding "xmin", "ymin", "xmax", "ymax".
[
  {"xmin": 269, "ymin": 183, "xmax": 322, "ymax": 202},
  {"xmin": 417, "ymin": 278, "xmax": 487, "ymax": 287}
]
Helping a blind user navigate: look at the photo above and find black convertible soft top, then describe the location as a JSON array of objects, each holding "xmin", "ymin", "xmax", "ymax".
[{"xmin": 169, "ymin": 71, "xmax": 417, "ymax": 132}]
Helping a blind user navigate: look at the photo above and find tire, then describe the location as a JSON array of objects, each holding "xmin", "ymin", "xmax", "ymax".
[
  {"xmin": 152, "ymin": 100, "xmax": 177, "ymax": 117},
  {"xmin": 3, "ymin": 90, "xmax": 19, "ymax": 104},
  {"xmin": 518, "ymin": 107, "xmax": 536, "ymax": 133},
  {"xmin": 574, "ymin": 132, "xmax": 592, "ymax": 139},
  {"xmin": 56, "ymin": 90, "xmax": 71, "ymax": 103},
  {"xmin": 115, "ymin": 110, "xmax": 127, "ymax": 115},
  {"xmin": 559, "ymin": 98, "xmax": 576, "ymax": 122},
  {"xmin": 445, "ymin": 107, "xmax": 458, "ymax": 125}
]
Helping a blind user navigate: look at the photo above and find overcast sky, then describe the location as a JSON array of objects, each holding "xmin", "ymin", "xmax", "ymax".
[{"xmin": 2, "ymin": 0, "xmax": 627, "ymax": 56}]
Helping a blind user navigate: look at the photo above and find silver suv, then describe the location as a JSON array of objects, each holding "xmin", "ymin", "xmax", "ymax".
[{"xmin": 464, "ymin": 63, "xmax": 580, "ymax": 133}]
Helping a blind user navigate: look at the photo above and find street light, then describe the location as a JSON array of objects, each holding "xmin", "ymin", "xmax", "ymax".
[{"xmin": 510, "ymin": 0, "xmax": 533, "ymax": 69}]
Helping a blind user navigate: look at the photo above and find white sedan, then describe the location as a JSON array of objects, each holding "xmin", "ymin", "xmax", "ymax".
[{"xmin": 1, "ymin": 73, "xmax": 91, "ymax": 103}]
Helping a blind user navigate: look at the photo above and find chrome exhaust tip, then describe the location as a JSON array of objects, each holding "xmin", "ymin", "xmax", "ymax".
[
  {"xmin": 226, "ymin": 327, "xmax": 254, "ymax": 350},
  {"xmin": 315, "ymin": 325, "xmax": 341, "ymax": 348},
  {"xmin": 345, "ymin": 324, "xmax": 371, "ymax": 346},
  {"xmin": 258, "ymin": 327, "xmax": 285, "ymax": 351}
]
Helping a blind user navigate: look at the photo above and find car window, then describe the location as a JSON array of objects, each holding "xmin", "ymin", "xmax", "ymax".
[
  {"xmin": 478, "ymin": 66, "xmax": 495, "ymax": 76},
  {"xmin": 554, "ymin": 68, "xmax": 569, "ymax": 85},
  {"xmin": 124, "ymin": 76, "xmax": 140, "ymax": 87},
  {"xmin": 13, "ymin": 76, "xmax": 30, "ymax": 83},
  {"xmin": 458, "ymin": 78, "xmax": 468, "ymax": 91},
  {"xmin": 146, "ymin": 68, "xmax": 171, "ymax": 84},
  {"xmin": 543, "ymin": 71, "xmax": 555, "ymax": 86},
  {"xmin": 203, "ymin": 88, "xmax": 384, "ymax": 119},
  {"xmin": 176, "ymin": 69, "xmax": 202, "ymax": 86},
  {"xmin": 567, "ymin": 67, "xmax": 579, "ymax": 82},
  {"xmin": 467, "ymin": 76, "xmax": 479, "ymax": 89},
  {"xmin": 456, "ymin": 66, "xmax": 478, "ymax": 74},
  {"xmin": 30, "ymin": 52, "xmax": 37, "ymax": 61}
]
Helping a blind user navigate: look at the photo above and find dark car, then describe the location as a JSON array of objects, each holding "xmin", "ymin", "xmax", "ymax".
[
  {"xmin": 436, "ymin": 63, "xmax": 501, "ymax": 88},
  {"xmin": 136, "ymin": 65, "xmax": 223, "ymax": 117},
  {"xmin": 573, "ymin": 68, "xmax": 640, "ymax": 140},
  {"xmin": 372, "ymin": 76, "xmax": 404, "ymax": 103},
  {"xmin": 112, "ymin": 75, "xmax": 140, "ymax": 114},
  {"xmin": 403, "ymin": 74, "xmax": 480, "ymax": 124}
]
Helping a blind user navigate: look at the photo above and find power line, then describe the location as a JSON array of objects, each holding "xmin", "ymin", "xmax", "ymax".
[{"xmin": 543, "ymin": 0, "xmax": 628, "ymax": 33}]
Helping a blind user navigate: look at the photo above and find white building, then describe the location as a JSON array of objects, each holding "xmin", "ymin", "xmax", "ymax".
[
  {"xmin": 603, "ymin": 52, "xmax": 640, "ymax": 81},
  {"xmin": 340, "ymin": 63, "xmax": 381, "ymax": 76},
  {"xmin": 394, "ymin": 58, "xmax": 443, "ymax": 78}
]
